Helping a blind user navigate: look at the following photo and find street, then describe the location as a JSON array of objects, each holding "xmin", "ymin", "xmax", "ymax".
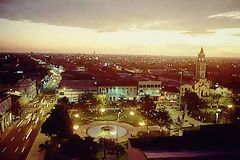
[
  {"xmin": 0, "ymin": 63, "xmax": 61, "ymax": 160},
  {"xmin": 0, "ymin": 94, "xmax": 56, "ymax": 160}
]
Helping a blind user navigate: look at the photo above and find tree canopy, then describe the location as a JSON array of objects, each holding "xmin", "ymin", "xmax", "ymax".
[
  {"xmin": 139, "ymin": 95, "xmax": 172, "ymax": 126},
  {"xmin": 60, "ymin": 134, "xmax": 99, "ymax": 160},
  {"xmin": 182, "ymin": 92, "xmax": 202, "ymax": 111},
  {"xmin": 41, "ymin": 105, "xmax": 73, "ymax": 138}
]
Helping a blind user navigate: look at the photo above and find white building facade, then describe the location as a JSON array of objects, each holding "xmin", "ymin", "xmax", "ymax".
[
  {"xmin": 0, "ymin": 95, "xmax": 13, "ymax": 133},
  {"xmin": 138, "ymin": 80, "xmax": 162, "ymax": 96},
  {"xmin": 98, "ymin": 84, "xmax": 138, "ymax": 101},
  {"xmin": 58, "ymin": 80, "xmax": 98, "ymax": 103},
  {"xmin": 180, "ymin": 48, "xmax": 231, "ymax": 98},
  {"xmin": 16, "ymin": 78, "xmax": 37, "ymax": 101}
]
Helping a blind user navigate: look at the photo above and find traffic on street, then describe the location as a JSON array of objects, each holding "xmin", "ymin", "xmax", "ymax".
[{"xmin": 0, "ymin": 94, "xmax": 56, "ymax": 160}]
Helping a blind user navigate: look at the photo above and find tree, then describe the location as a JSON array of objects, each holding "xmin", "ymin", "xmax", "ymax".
[
  {"xmin": 98, "ymin": 138, "xmax": 126, "ymax": 159},
  {"xmin": 219, "ymin": 97, "xmax": 234, "ymax": 106},
  {"xmin": 96, "ymin": 95, "xmax": 110, "ymax": 109},
  {"xmin": 139, "ymin": 95, "xmax": 172, "ymax": 126},
  {"xmin": 154, "ymin": 109, "xmax": 172, "ymax": 125},
  {"xmin": 209, "ymin": 94, "xmax": 221, "ymax": 107},
  {"xmin": 60, "ymin": 134, "xmax": 99, "ymax": 160},
  {"xmin": 57, "ymin": 96, "xmax": 70, "ymax": 106},
  {"xmin": 80, "ymin": 92, "xmax": 94, "ymax": 102},
  {"xmin": 78, "ymin": 93, "xmax": 98, "ymax": 110},
  {"xmin": 41, "ymin": 105, "xmax": 73, "ymax": 138},
  {"xmin": 140, "ymin": 95, "xmax": 155, "ymax": 114},
  {"xmin": 182, "ymin": 92, "xmax": 201, "ymax": 111}
]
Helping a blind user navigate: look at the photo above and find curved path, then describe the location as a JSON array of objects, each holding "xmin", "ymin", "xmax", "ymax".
[
  {"xmin": 75, "ymin": 121, "xmax": 161, "ymax": 143},
  {"xmin": 76, "ymin": 121, "xmax": 135, "ymax": 142}
]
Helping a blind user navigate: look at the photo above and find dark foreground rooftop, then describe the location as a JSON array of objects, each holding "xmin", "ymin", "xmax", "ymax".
[{"xmin": 129, "ymin": 124, "xmax": 240, "ymax": 160}]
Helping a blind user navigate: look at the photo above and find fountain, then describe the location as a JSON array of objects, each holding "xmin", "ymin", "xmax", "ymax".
[{"xmin": 87, "ymin": 124, "xmax": 127, "ymax": 139}]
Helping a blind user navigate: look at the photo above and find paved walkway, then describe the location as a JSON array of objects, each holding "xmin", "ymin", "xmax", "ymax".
[
  {"xmin": 166, "ymin": 107, "xmax": 213, "ymax": 128},
  {"xmin": 26, "ymin": 132, "xmax": 48, "ymax": 160},
  {"xmin": 76, "ymin": 121, "xmax": 162, "ymax": 143},
  {"xmin": 76, "ymin": 121, "xmax": 136, "ymax": 143},
  {"xmin": 0, "ymin": 120, "xmax": 19, "ymax": 141}
]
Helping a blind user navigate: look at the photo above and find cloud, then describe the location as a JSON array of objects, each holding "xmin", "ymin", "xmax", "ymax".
[
  {"xmin": 0, "ymin": 0, "xmax": 240, "ymax": 34},
  {"xmin": 208, "ymin": 11, "xmax": 240, "ymax": 20}
]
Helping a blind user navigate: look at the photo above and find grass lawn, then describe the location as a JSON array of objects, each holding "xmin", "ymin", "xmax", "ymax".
[
  {"xmin": 120, "ymin": 109, "xmax": 147, "ymax": 126},
  {"xmin": 200, "ymin": 108, "xmax": 217, "ymax": 114}
]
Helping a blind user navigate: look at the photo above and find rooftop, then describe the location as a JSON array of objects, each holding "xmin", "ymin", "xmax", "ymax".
[
  {"xmin": 59, "ymin": 80, "xmax": 97, "ymax": 90},
  {"xmin": 162, "ymin": 86, "xmax": 179, "ymax": 93},
  {"xmin": 61, "ymin": 70, "xmax": 94, "ymax": 80},
  {"xmin": 129, "ymin": 124, "xmax": 240, "ymax": 159},
  {"xmin": 97, "ymin": 80, "xmax": 138, "ymax": 87}
]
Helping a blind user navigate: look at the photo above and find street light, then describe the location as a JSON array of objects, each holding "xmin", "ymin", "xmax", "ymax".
[
  {"xmin": 139, "ymin": 121, "xmax": 146, "ymax": 126},
  {"xmin": 129, "ymin": 111, "xmax": 135, "ymax": 116},
  {"xmin": 216, "ymin": 108, "xmax": 222, "ymax": 124},
  {"xmin": 100, "ymin": 108, "xmax": 106, "ymax": 113},
  {"xmin": 74, "ymin": 113, "xmax": 79, "ymax": 118},
  {"xmin": 73, "ymin": 124, "xmax": 79, "ymax": 130},
  {"xmin": 117, "ymin": 111, "xmax": 121, "ymax": 142},
  {"xmin": 139, "ymin": 121, "xmax": 146, "ymax": 132},
  {"xmin": 228, "ymin": 104, "xmax": 233, "ymax": 109},
  {"xmin": 179, "ymin": 69, "xmax": 187, "ymax": 109}
]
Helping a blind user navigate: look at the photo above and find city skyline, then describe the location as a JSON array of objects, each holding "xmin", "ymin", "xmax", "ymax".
[{"xmin": 0, "ymin": 0, "xmax": 240, "ymax": 56}]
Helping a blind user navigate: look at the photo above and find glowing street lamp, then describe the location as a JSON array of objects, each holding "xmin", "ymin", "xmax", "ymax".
[
  {"xmin": 139, "ymin": 121, "xmax": 146, "ymax": 126},
  {"xmin": 228, "ymin": 104, "xmax": 233, "ymax": 109},
  {"xmin": 217, "ymin": 108, "xmax": 222, "ymax": 112},
  {"xmin": 139, "ymin": 121, "xmax": 146, "ymax": 132},
  {"xmin": 100, "ymin": 108, "xmax": 106, "ymax": 113},
  {"xmin": 73, "ymin": 124, "xmax": 79, "ymax": 130},
  {"xmin": 117, "ymin": 111, "xmax": 122, "ymax": 142},
  {"xmin": 74, "ymin": 113, "xmax": 79, "ymax": 118},
  {"xmin": 129, "ymin": 111, "xmax": 135, "ymax": 116}
]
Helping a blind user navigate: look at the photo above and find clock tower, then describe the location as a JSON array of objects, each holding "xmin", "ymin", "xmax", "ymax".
[{"xmin": 195, "ymin": 47, "xmax": 206, "ymax": 79}]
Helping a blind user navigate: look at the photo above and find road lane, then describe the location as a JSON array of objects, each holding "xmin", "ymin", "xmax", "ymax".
[
  {"xmin": 0, "ymin": 92, "xmax": 57, "ymax": 160},
  {"xmin": 0, "ymin": 114, "xmax": 46, "ymax": 160}
]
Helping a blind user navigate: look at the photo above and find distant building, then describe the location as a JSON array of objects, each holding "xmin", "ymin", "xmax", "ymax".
[
  {"xmin": 181, "ymin": 48, "xmax": 211, "ymax": 98},
  {"xmin": 128, "ymin": 124, "xmax": 240, "ymax": 160},
  {"xmin": 210, "ymin": 85, "xmax": 232, "ymax": 97},
  {"xmin": 138, "ymin": 80, "xmax": 162, "ymax": 96},
  {"xmin": 76, "ymin": 66, "xmax": 86, "ymax": 72},
  {"xmin": 58, "ymin": 80, "xmax": 97, "ymax": 103},
  {"xmin": 0, "ymin": 93, "xmax": 13, "ymax": 133},
  {"xmin": 98, "ymin": 80, "xmax": 138, "ymax": 101},
  {"xmin": 195, "ymin": 47, "xmax": 207, "ymax": 79},
  {"xmin": 162, "ymin": 86, "xmax": 179, "ymax": 101},
  {"xmin": 15, "ymin": 78, "xmax": 37, "ymax": 101}
]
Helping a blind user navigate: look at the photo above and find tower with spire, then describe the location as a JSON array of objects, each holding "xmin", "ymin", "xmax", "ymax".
[{"xmin": 195, "ymin": 47, "xmax": 206, "ymax": 79}]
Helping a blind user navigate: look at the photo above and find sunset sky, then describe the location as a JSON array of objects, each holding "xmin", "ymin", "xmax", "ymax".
[{"xmin": 0, "ymin": 0, "xmax": 240, "ymax": 56}]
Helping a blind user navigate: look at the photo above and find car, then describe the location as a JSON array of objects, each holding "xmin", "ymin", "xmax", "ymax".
[
  {"xmin": 31, "ymin": 114, "xmax": 36, "ymax": 121},
  {"xmin": 25, "ymin": 113, "xmax": 32, "ymax": 119}
]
